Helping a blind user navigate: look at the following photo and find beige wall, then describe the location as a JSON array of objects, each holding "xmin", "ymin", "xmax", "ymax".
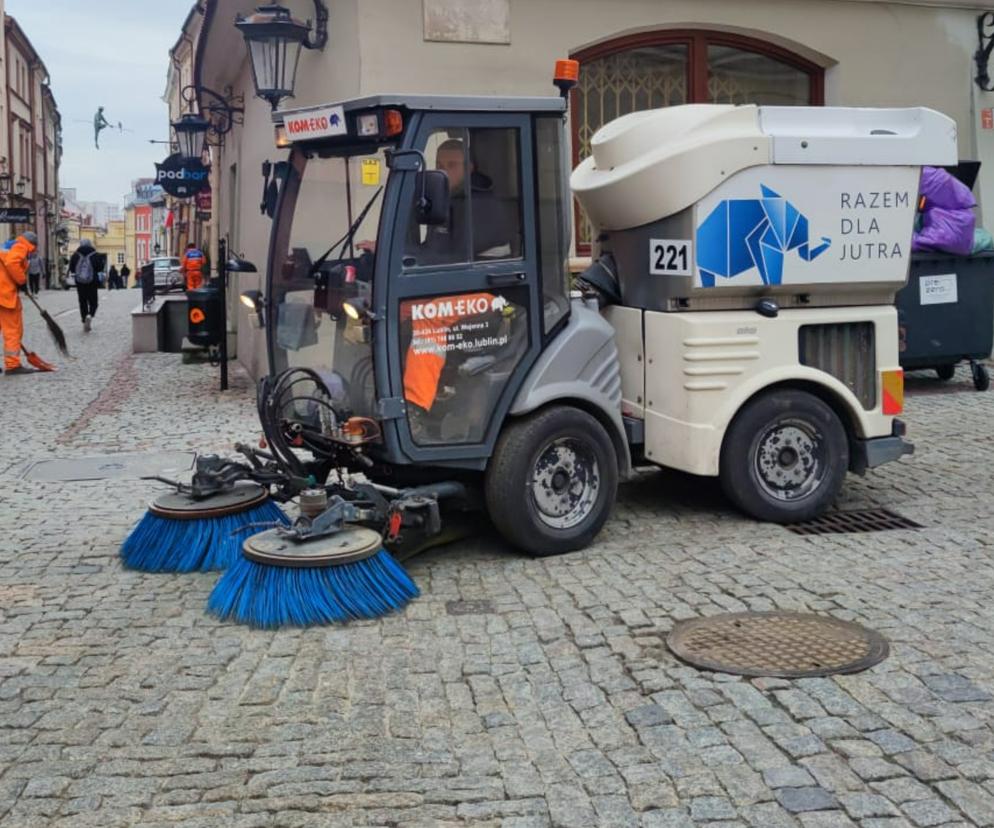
[{"xmin": 351, "ymin": 1, "xmax": 974, "ymax": 150}]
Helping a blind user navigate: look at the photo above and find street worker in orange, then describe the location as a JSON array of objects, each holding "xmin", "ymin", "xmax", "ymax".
[
  {"xmin": 0, "ymin": 231, "xmax": 38, "ymax": 375},
  {"xmin": 182, "ymin": 242, "xmax": 207, "ymax": 290}
]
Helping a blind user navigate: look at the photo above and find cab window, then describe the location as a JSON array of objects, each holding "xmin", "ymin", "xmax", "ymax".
[
  {"xmin": 535, "ymin": 117, "xmax": 569, "ymax": 332},
  {"xmin": 404, "ymin": 127, "xmax": 523, "ymax": 267}
]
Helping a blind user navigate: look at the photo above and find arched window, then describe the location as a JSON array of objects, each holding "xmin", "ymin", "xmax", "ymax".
[{"xmin": 572, "ymin": 30, "xmax": 825, "ymax": 248}]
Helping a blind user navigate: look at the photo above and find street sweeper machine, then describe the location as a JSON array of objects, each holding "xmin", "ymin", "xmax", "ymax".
[
  {"xmin": 120, "ymin": 65, "xmax": 958, "ymax": 627},
  {"xmin": 249, "ymin": 82, "xmax": 955, "ymax": 548}
]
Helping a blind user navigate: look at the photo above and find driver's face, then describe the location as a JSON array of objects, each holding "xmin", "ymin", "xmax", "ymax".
[{"xmin": 435, "ymin": 148, "xmax": 467, "ymax": 192}]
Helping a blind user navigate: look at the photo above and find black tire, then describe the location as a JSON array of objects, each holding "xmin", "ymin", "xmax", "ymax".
[
  {"xmin": 719, "ymin": 389, "xmax": 848, "ymax": 523},
  {"xmin": 935, "ymin": 364, "xmax": 956, "ymax": 381},
  {"xmin": 972, "ymin": 362, "xmax": 990, "ymax": 392},
  {"xmin": 485, "ymin": 406, "xmax": 618, "ymax": 556}
]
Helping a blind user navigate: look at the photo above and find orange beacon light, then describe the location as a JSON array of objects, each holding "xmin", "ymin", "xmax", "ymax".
[{"xmin": 554, "ymin": 59, "xmax": 579, "ymax": 98}]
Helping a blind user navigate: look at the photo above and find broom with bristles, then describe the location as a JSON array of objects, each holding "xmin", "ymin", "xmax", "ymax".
[
  {"xmin": 206, "ymin": 498, "xmax": 419, "ymax": 628},
  {"xmin": 120, "ymin": 457, "xmax": 291, "ymax": 573},
  {"xmin": 23, "ymin": 292, "xmax": 69, "ymax": 356}
]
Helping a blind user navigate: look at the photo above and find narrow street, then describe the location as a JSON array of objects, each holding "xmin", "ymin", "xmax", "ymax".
[{"xmin": 2, "ymin": 290, "xmax": 994, "ymax": 826}]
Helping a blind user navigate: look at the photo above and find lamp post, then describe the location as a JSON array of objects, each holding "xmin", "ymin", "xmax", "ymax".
[{"xmin": 236, "ymin": 3, "xmax": 328, "ymax": 110}]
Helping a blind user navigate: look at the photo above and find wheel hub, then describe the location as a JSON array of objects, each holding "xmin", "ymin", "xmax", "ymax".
[
  {"xmin": 755, "ymin": 421, "xmax": 823, "ymax": 502},
  {"xmin": 531, "ymin": 438, "xmax": 600, "ymax": 530}
]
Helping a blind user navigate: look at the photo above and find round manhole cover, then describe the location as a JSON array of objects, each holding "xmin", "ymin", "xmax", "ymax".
[{"xmin": 666, "ymin": 612, "xmax": 889, "ymax": 678}]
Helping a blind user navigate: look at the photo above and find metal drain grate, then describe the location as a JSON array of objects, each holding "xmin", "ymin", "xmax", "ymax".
[
  {"xmin": 21, "ymin": 451, "xmax": 196, "ymax": 482},
  {"xmin": 445, "ymin": 600, "xmax": 495, "ymax": 616},
  {"xmin": 785, "ymin": 508, "xmax": 922, "ymax": 536},
  {"xmin": 667, "ymin": 611, "xmax": 889, "ymax": 678}
]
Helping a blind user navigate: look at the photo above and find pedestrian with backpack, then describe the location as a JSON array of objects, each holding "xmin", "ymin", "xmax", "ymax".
[
  {"xmin": 70, "ymin": 238, "xmax": 100, "ymax": 331},
  {"xmin": 27, "ymin": 250, "xmax": 42, "ymax": 295}
]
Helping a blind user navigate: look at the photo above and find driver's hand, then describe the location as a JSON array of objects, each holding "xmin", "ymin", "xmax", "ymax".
[{"xmin": 357, "ymin": 239, "xmax": 376, "ymax": 254}]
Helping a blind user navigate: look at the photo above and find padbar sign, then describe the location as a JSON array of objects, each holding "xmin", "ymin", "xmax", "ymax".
[{"xmin": 155, "ymin": 153, "xmax": 211, "ymax": 198}]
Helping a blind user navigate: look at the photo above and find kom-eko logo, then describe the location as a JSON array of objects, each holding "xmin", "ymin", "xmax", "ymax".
[{"xmin": 410, "ymin": 295, "xmax": 507, "ymax": 321}]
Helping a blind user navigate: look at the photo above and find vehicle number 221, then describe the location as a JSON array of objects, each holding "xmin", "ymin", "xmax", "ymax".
[{"xmin": 649, "ymin": 239, "xmax": 693, "ymax": 276}]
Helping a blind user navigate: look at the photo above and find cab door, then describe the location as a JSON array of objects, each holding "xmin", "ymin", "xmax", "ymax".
[{"xmin": 384, "ymin": 113, "xmax": 541, "ymax": 465}]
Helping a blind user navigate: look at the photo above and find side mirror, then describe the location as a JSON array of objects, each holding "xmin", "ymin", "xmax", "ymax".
[
  {"xmin": 227, "ymin": 256, "xmax": 258, "ymax": 273},
  {"xmin": 415, "ymin": 170, "xmax": 450, "ymax": 226}
]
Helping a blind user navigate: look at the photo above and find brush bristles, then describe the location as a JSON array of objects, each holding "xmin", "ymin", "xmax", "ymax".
[
  {"xmin": 43, "ymin": 311, "xmax": 69, "ymax": 356},
  {"xmin": 119, "ymin": 500, "xmax": 288, "ymax": 573},
  {"xmin": 206, "ymin": 549, "xmax": 419, "ymax": 628}
]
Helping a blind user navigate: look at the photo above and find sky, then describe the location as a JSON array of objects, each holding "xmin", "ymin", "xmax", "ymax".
[{"xmin": 6, "ymin": 0, "xmax": 195, "ymax": 206}]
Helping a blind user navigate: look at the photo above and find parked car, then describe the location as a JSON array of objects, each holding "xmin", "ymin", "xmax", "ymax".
[{"xmin": 152, "ymin": 257, "xmax": 183, "ymax": 293}]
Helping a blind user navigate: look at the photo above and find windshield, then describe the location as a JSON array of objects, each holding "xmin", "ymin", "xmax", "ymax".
[{"xmin": 269, "ymin": 147, "xmax": 389, "ymax": 420}]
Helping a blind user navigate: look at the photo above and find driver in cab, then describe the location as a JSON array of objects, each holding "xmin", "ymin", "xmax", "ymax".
[
  {"xmin": 358, "ymin": 137, "xmax": 515, "ymax": 262},
  {"xmin": 418, "ymin": 138, "xmax": 514, "ymax": 263},
  {"xmin": 360, "ymin": 139, "xmax": 518, "ymax": 437}
]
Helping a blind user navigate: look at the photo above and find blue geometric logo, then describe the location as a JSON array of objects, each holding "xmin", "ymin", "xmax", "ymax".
[{"xmin": 696, "ymin": 185, "xmax": 831, "ymax": 287}]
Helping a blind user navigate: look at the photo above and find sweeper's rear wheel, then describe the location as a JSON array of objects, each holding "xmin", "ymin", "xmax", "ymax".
[
  {"xmin": 485, "ymin": 406, "xmax": 618, "ymax": 557},
  {"xmin": 719, "ymin": 389, "xmax": 848, "ymax": 523},
  {"xmin": 149, "ymin": 484, "xmax": 270, "ymax": 520}
]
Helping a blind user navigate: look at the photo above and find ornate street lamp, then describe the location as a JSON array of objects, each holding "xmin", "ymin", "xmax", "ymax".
[
  {"xmin": 236, "ymin": 3, "xmax": 328, "ymax": 110},
  {"xmin": 170, "ymin": 86, "xmax": 243, "ymax": 157},
  {"xmin": 172, "ymin": 111, "xmax": 210, "ymax": 162}
]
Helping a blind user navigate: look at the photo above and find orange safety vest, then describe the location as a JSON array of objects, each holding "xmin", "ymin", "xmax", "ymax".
[
  {"xmin": 183, "ymin": 248, "xmax": 206, "ymax": 290},
  {"xmin": 0, "ymin": 236, "xmax": 33, "ymax": 308}
]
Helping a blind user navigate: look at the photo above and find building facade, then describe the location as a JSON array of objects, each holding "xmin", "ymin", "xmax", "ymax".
[
  {"xmin": 3, "ymin": 12, "xmax": 61, "ymax": 278},
  {"xmin": 123, "ymin": 178, "xmax": 167, "ymax": 270},
  {"xmin": 163, "ymin": 8, "xmax": 210, "ymax": 258},
  {"xmin": 178, "ymin": 0, "xmax": 994, "ymax": 377}
]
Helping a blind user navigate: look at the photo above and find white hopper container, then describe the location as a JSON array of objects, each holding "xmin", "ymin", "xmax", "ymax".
[{"xmin": 571, "ymin": 105, "xmax": 959, "ymax": 310}]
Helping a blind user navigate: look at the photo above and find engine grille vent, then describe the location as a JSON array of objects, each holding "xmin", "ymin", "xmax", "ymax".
[{"xmin": 799, "ymin": 322, "xmax": 876, "ymax": 409}]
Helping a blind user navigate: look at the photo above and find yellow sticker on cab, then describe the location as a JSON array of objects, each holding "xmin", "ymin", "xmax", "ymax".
[{"xmin": 361, "ymin": 159, "xmax": 380, "ymax": 186}]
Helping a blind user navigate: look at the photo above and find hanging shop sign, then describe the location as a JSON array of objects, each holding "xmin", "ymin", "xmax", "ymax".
[
  {"xmin": 155, "ymin": 153, "xmax": 211, "ymax": 198},
  {"xmin": 0, "ymin": 207, "xmax": 32, "ymax": 223}
]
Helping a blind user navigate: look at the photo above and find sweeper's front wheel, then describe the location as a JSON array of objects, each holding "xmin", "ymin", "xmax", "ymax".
[
  {"xmin": 719, "ymin": 389, "xmax": 848, "ymax": 524},
  {"xmin": 485, "ymin": 406, "xmax": 618, "ymax": 557}
]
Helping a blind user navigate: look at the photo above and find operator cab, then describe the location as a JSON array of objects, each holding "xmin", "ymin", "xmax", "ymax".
[{"xmin": 266, "ymin": 94, "xmax": 571, "ymax": 471}]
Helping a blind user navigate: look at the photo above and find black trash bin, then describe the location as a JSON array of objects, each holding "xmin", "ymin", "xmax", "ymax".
[
  {"xmin": 895, "ymin": 252, "xmax": 993, "ymax": 390},
  {"xmin": 187, "ymin": 287, "xmax": 222, "ymax": 348},
  {"xmin": 140, "ymin": 262, "xmax": 155, "ymax": 308}
]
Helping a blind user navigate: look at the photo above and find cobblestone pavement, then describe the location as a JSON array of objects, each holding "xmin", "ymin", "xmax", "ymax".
[{"xmin": 3, "ymin": 288, "xmax": 994, "ymax": 827}]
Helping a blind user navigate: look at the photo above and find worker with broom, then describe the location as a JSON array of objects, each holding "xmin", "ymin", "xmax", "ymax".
[{"xmin": 0, "ymin": 231, "xmax": 47, "ymax": 375}]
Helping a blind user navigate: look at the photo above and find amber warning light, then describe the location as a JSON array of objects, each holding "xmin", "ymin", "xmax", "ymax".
[{"xmin": 554, "ymin": 59, "xmax": 579, "ymax": 98}]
